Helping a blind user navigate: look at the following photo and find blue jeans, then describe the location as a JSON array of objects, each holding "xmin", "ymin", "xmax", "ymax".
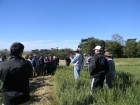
[{"xmin": 74, "ymin": 66, "xmax": 81, "ymax": 79}]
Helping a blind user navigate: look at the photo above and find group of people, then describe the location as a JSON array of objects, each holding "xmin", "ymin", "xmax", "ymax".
[
  {"xmin": 26, "ymin": 54, "xmax": 59, "ymax": 77},
  {"xmin": 0, "ymin": 42, "xmax": 115, "ymax": 105},
  {"xmin": 89, "ymin": 45, "xmax": 115, "ymax": 90},
  {"xmin": 70, "ymin": 45, "xmax": 115, "ymax": 91},
  {"xmin": 0, "ymin": 42, "xmax": 60, "ymax": 105}
]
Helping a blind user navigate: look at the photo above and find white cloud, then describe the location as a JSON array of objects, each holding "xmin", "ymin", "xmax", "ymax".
[{"xmin": 0, "ymin": 40, "xmax": 80, "ymax": 51}]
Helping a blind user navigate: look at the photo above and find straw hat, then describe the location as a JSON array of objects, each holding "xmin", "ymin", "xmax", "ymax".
[{"xmin": 104, "ymin": 51, "xmax": 112, "ymax": 57}]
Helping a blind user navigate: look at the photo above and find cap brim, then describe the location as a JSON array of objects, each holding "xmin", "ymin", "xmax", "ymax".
[{"xmin": 105, "ymin": 54, "xmax": 112, "ymax": 57}]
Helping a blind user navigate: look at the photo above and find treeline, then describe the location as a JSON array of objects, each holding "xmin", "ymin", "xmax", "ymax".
[
  {"xmin": 31, "ymin": 34, "xmax": 140, "ymax": 58},
  {"xmin": 30, "ymin": 48, "xmax": 73, "ymax": 59},
  {"xmin": 32, "ymin": 34, "xmax": 140, "ymax": 59},
  {"xmin": 1, "ymin": 34, "xmax": 140, "ymax": 58},
  {"xmin": 79, "ymin": 35, "xmax": 140, "ymax": 58}
]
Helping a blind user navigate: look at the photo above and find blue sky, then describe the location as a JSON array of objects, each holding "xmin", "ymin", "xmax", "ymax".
[{"xmin": 0, "ymin": 0, "xmax": 140, "ymax": 51}]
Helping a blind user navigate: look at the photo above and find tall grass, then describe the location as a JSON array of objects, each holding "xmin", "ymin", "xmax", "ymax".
[{"xmin": 54, "ymin": 65, "xmax": 140, "ymax": 105}]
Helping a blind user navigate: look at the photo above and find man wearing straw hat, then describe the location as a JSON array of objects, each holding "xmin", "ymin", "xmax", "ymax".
[
  {"xmin": 70, "ymin": 48, "xmax": 83, "ymax": 79},
  {"xmin": 89, "ymin": 45, "xmax": 109, "ymax": 91},
  {"xmin": 104, "ymin": 51, "xmax": 115, "ymax": 88}
]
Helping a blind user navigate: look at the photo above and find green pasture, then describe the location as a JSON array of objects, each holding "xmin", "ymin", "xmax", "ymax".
[
  {"xmin": 114, "ymin": 58, "xmax": 140, "ymax": 79},
  {"xmin": 54, "ymin": 58, "xmax": 140, "ymax": 105},
  {"xmin": 114, "ymin": 58, "xmax": 140, "ymax": 66},
  {"xmin": 0, "ymin": 58, "xmax": 140, "ymax": 105}
]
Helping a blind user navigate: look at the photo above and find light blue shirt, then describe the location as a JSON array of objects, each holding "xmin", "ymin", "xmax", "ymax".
[{"xmin": 71, "ymin": 53, "xmax": 83, "ymax": 68}]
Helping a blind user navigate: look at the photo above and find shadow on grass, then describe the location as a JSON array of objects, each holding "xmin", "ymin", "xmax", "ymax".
[{"xmin": 29, "ymin": 76, "xmax": 53, "ymax": 103}]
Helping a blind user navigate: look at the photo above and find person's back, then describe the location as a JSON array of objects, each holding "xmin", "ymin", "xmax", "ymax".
[
  {"xmin": 32, "ymin": 55, "xmax": 39, "ymax": 68},
  {"xmin": 107, "ymin": 59, "xmax": 115, "ymax": 77},
  {"xmin": 89, "ymin": 46, "xmax": 109, "ymax": 90},
  {"xmin": 31, "ymin": 55, "xmax": 40, "ymax": 76},
  {"xmin": 104, "ymin": 51, "xmax": 115, "ymax": 88},
  {"xmin": 89, "ymin": 54, "xmax": 108, "ymax": 77},
  {"xmin": 0, "ymin": 42, "xmax": 33, "ymax": 105},
  {"xmin": 39, "ymin": 56, "xmax": 44, "ymax": 66}
]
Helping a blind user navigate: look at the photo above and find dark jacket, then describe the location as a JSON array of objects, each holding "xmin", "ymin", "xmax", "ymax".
[
  {"xmin": 31, "ymin": 56, "xmax": 39, "ymax": 68},
  {"xmin": 89, "ymin": 54, "xmax": 109, "ymax": 78},
  {"xmin": 0, "ymin": 56, "xmax": 33, "ymax": 105}
]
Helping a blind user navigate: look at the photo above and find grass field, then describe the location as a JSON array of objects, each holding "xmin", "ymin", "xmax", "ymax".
[
  {"xmin": 55, "ymin": 58, "xmax": 140, "ymax": 105},
  {"xmin": 114, "ymin": 58, "xmax": 140, "ymax": 79},
  {"xmin": 0, "ymin": 58, "xmax": 140, "ymax": 105}
]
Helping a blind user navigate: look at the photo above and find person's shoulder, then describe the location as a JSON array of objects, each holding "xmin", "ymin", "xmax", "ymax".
[
  {"xmin": 0, "ymin": 60, "xmax": 9, "ymax": 64},
  {"xmin": 97, "ymin": 54, "xmax": 104, "ymax": 58},
  {"xmin": 20, "ymin": 59, "xmax": 31, "ymax": 65},
  {"xmin": 95, "ymin": 54, "xmax": 105, "ymax": 60},
  {"xmin": 108, "ymin": 59, "xmax": 115, "ymax": 63},
  {"xmin": 0, "ymin": 60, "xmax": 12, "ymax": 69},
  {"xmin": 0, "ymin": 61, "xmax": 4, "ymax": 66},
  {"xmin": 94, "ymin": 54, "xmax": 100, "ymax": 58},
  {"xmin": 24, "ymin": 59, "xmax": 30, "ymax": 63}
]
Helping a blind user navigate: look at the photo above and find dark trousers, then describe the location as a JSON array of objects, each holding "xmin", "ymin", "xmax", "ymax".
[{"xmin": 91, "ymin": 76, "xmax": 105, "ymax": 90}]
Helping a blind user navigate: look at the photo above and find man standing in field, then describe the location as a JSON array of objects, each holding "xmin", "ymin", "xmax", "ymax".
[
  {"xmin": 104, "ymin": 51, "xmax": 115, "ymax": 88},
  {"xmin": 70, "ymin": 48, "xmax": 83, "ymax": 79},
  {"xmin": 32, "ymin": 54, "xmax": 40, "ymax": 76},
  {"xmin": 0, "ymin": 42, "xmax": 33, "ymax": 105},
  {"xmin": 89, "ymin": 45, "xmax": 109, "ymax": 90}
]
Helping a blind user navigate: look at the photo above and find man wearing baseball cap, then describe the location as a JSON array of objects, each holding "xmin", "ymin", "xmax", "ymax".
[{"xmin": 89, "ymin": 45, "xmax": 109, "ymax": 91}]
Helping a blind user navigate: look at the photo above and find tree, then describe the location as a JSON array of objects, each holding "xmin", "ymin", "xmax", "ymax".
[
  {"xmin": 79, "ymin": 37, "xmax": 106, "ymax": 56},
  {"xmin": 124, "ymin": 39, "xmax": 137, "ymax": 57},
  {"xmin": 136, "ymin": 41, "xmax": 140, "ymax": 57},
  {"xmin": 107, "ymin": 41, "xmax": 123, "ymax": 58},
  {"xmin": 112, "ymin": 34, "xmax": 125, "ymax": 45}
]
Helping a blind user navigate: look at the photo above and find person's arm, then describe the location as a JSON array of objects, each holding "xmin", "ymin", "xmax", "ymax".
[
  {"xmin": 89, "ymin": 56, "xmax": 97, "ymax": 76},
  {"xmin": 104, "ymin": 58, "xmax": 109, "ymax": 74},
  {"xmin": 71, "ymin": 55, "xmax": 79, "ymax": 64},
  {"xmin": 27, "ymin": 61, "xmax": 33, "ymax": 78}
]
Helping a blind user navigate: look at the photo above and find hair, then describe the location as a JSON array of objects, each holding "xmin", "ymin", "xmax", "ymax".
[{"xmin": 10, "ymin": 42, "xmax": 24, "ymax": 56}]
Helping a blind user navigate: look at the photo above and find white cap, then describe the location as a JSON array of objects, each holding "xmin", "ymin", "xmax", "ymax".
[
  {"xmin": 93, "ymin": 45, "xmax": 101, "ymax": 50},
  {"xmin": 73, "ymin": 48, "xmax": 79, "ymax": 52}
]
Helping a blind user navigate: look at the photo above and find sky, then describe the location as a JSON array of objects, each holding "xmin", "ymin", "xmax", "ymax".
[{"xmin": 0, "ymin": 0, "xmax": 140, "ymax": 51}]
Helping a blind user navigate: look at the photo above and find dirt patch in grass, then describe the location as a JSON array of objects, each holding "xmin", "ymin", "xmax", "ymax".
[{"xmin": 29, "ymin": 75, "xmax": 58, "ymax": 105}]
